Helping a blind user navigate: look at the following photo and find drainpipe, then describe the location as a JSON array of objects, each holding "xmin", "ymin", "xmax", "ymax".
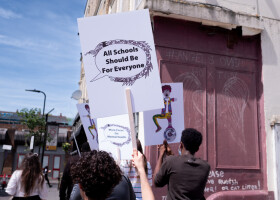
[
  {"xmin": 118, "ymin": 0, "xmax": 123, "ymax": 13},
  {"xmin": 130, "ymin": 0, "xmax": 135, "ymax": 11},
  {"xmin": 272, "ymin": 123, "xmax": 280, "ymax": 200}
]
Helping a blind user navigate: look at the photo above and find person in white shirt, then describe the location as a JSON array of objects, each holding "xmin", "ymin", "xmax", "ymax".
[
  {"xmin": 120, "ymin": 139, "xmax": 152, "ymax": 200},
  {"xmin": 6, "ymin": 153, "xmax": 48, "ymax": 200},
  {"xmin": 132, "ymin": 150, "xmax": 155, "ymax": 200}
]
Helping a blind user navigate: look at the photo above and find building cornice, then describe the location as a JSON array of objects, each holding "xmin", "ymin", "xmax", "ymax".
[{"xmin": 140, "ymin": 0, "xmax": 264, "ymax": 34}]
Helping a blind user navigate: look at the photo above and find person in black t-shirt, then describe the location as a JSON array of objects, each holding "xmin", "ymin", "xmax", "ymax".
[{"xmin": 154, "ymin": 128, "xmax": 210, "ymax": 200}]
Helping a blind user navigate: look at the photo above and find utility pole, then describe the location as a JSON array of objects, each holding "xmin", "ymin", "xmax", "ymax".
[
  {"xmin": 41, "ymin": 108, "xmax": 54, "ymax": 164},
  {"xmin": 25, "ymin": 89, "xmax": 46, "ymax": 156}
]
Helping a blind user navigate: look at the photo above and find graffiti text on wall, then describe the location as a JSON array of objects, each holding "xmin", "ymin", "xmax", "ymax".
[{"xmin": 205, "ymin": 170, "xmax": 261, "ymax": 193}]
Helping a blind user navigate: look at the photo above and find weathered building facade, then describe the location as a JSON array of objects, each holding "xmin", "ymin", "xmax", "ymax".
[{"xmin": 78, "ymin": 0, "xmax": 280, "ymax": 199}]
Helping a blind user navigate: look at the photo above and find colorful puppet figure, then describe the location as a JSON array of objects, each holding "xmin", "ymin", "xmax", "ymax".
[
  {"xmin": 85, "ymin": 104, "xmax": 98, "ymax": 143},
  {"xmin": 153, "ymin": 85, "xmax": 176, "ymax": 131},
  {"xmin": 153, "ymin": 85, "xmax": 177, "ymax": 142}
]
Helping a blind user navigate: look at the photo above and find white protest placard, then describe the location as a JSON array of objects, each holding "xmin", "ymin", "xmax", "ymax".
[
  {"xmin": 144, "ymin": 83, "xmax": 184, "ymax": 146},
  {"xmin": 77, "ymin": 9, "xmax": 163, "ymax": 118},
  {"xmin": 77, "ymin": 103, "xmax": 98, "ymax": 150},
  {"xmin": 97, "ymin": 115, "xmax": 133, "ymax": 160}
]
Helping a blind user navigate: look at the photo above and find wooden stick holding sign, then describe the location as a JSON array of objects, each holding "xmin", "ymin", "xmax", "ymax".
[{"xmin": 125, "ymin": 88, "xmax": 137, "ymax": 151}]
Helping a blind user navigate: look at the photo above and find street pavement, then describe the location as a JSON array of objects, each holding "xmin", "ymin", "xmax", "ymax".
[{"xmin": 0, "ymin": 181, "xmax": 60, "ymax": 200}]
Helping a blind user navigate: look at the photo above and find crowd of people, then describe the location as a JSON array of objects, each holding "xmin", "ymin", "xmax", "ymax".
[{"xmin": 5, "ymin": 128, "xmax": 210, "ymax": 200}]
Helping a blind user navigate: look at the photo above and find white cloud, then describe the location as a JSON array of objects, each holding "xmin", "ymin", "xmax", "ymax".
[
  {"xmin": 0, "ymin": 34, "xmax": 61, "ymax": 54},
  {"xmin": 0, "ymin": 7, "xmax": 22, "ymax": 19},
  {"xmin": 0, "ymin": 35, "xmax": 36, "ymax": 48}
]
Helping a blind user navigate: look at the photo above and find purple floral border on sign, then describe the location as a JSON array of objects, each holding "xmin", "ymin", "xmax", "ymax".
[
  {"xmin": 101, "ymin": 124, "xmax": 131, "ymax": 147},
  {"xmin": 85, "ymin": 39, "xmax": 153, "ymax": 86}
]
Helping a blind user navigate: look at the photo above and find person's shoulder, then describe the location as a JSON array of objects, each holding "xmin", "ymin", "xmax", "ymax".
[
  {"xmin": 167, "ymin": 155, "xmax": 180, "ymax": 160},
  {"xmin": 13, "ymin": 170, "xmax": 22, "ymax": 175},
  {"xmin": 195, "ymin": 158, "xmax": 210, "ymax": 169},
  {"xmin": 10, "ymin": 170, "xmax": 22, "ymax": 180},
  {"xmin": 164, "ymin": 155, "xmax": 180, "ymax": 164}
]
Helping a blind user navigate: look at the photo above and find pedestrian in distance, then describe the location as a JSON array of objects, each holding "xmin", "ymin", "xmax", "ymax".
[
  {"xmin": 6, "ymin": 152, "xmax": 47, "ymax": 200},
  {"xmin": 43, "ymin": 166, "xmax": 52, "ymax": 187},
  {"xmin": 154, "ymin": 128, "xmax": 210, "ymax": 200}
]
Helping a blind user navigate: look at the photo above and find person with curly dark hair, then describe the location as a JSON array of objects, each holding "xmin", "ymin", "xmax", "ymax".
[
  {"xmin": 71, "ymin": 150, "xmax": 135, "ymax": 200},
  {"xmin": 154, "ymin": 128, "xmax": 210, "ymax": 200},
  {"xmin": 6, "ymin": 153, "xmax": 47, "ymax": 200}
]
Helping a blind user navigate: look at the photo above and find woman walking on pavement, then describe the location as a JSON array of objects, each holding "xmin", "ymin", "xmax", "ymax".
[
  {"xmin": 6, "ymin": 153, "xmax": 47, "ymax": 200},
  {"xmin": 43, "ymin": 166, "xmax": 52, "ymax": 187}
]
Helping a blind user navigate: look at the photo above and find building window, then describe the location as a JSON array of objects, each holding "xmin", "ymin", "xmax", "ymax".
[{"xmin": 42, "ymin": 155, "xmax": 49, "ymax": 168}]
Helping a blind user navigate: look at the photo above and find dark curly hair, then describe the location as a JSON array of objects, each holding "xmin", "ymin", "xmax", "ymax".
[
  {"xmin": 71, "ymin": 151, "xmax": 122, "ymax": 200},
  {"xmin": 181, "ymin": 128, "xmax": 202, "ymax": 155}
]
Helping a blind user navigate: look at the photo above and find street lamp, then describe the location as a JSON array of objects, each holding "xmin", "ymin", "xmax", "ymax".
[
  {"xmin": 41, "ymin": 108, "xmax": 54, "ymax": 164},
  {"xmin": 25, "ymin": 89, "xmax": 46, "ymax": 116},
  {"xmin": 25, "ymin": 89, "xmax": 46, "ymax": 157}
]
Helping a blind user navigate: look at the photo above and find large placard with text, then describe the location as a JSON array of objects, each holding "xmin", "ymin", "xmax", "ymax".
[{"xmin": 77, "ymin": 9, "xmax": 163, "ymax": 118}]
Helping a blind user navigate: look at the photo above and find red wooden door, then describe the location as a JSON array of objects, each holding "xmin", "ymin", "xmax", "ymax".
[{"xmin": 146, "ymin": 16, "xmax": 265, "ymax": 200}]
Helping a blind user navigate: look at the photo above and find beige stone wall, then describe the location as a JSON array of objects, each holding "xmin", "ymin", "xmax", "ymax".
[
  {"xmin": 84, "ymin": 0, "xmax": 101, "ymax": 17},
  {"xmin": 84, "ymin": 0, "xmax": 137, "ymax": 16},
  {"xmin": 78, "ymin": 56, "xmax": 88, "ymax": 103}
]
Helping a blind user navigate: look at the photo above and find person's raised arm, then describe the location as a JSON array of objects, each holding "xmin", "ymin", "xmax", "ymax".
[
  {"xmin": 154, "ymin": 140, "xmax": 173, "ymax": 179},
  {"xmin": 132, "ymin": 149, "xmax": 155, "ymax": 200}
]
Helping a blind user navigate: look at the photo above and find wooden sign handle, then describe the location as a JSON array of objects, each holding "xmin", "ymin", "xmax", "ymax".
[{"xmin": 125, "ymin": 88, "xmax": 137, "ymax": 150}]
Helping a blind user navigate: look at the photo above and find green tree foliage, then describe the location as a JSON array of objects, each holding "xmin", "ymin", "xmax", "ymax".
[
  {"xmin": 62, "ymin": 142, "xmax": 71, "ymax": 152},
  {"xmin": 17, "ymin": 108, "xmax": 46, "ymax": 147}
]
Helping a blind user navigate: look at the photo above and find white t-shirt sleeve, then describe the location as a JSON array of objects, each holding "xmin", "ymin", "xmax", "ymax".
[
  {"xmin": 5, "ymin": 170, "xmax": 19, "ymax": 196},
  {"xmin": 39, "ymin": 180, "xmax": 48, "ymax": 200}
]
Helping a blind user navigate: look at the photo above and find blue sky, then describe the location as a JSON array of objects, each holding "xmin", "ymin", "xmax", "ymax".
[{"xmin": 0, "ymin": 0, "xmax": 87, "ymax": 119}]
